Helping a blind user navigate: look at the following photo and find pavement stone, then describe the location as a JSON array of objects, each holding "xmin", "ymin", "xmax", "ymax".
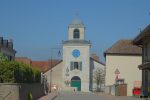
[{"xmin": 38, "ymin": 92, "xmax": 150, "ymax": 100}]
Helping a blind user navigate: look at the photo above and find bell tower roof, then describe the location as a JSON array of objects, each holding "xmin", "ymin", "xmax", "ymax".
[{"xmin": 69, "ymin": 17, "xmax": 84, "ymax": 28}]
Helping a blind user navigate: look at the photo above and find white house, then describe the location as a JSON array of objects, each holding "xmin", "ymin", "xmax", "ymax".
[
  {"xmin": 104, "ymin": 39, "xmax": 142, "ymax": 96},
  {"xmin": 44, "ymin": 18, "xmax": 105, "ymax": 92}
]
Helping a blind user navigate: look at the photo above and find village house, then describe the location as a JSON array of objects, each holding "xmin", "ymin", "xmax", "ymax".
[
  {"xmin": 133, "ymin": 24, "xmax": 150, "ymax": 97},
  {"xmin": 104, "ymin": 39, "xmax": 142, "ymax": 96},
  {"xmin": 0, "ymin": 37, "xmax": 16, "ymax": 60}
]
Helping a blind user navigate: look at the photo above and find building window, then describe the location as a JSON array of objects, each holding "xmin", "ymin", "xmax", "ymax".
[
  {"xmin": 73, "ymin": 29, "xmax": 80, "ymax": 39},
  {"xmin": 70, "ymin": 61, "xmax": 82, "ymax": 71},
  {"xmin": 74, "ymin": 62, "xmax": 79, "ymax": 69}
]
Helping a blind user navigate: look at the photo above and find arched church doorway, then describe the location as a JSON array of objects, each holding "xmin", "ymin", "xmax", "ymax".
[{"xmin": 71, "ymin": 76, "xmax": 81, "ymax": 91}]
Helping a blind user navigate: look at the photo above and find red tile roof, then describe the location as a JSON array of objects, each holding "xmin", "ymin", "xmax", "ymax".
[
  {"xmin": 15, "ymin": 57, "xmax": 60, "ymax": 72},
  {"xmin": 15, "ymin": 57, "xmax": 31, "ymax": 65},
  {"xmin": 31, "ymin": 60, "xmax": 60, "ymax": 72}
]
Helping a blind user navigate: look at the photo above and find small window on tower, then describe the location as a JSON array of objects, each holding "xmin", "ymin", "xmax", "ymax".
[
  {"xmin": 74, "ymin": 62, "xmax": 79, "ymax": 69},
  {"xmin": 73, "ymin": 29, "xmax": 80, "ymax": 39}
]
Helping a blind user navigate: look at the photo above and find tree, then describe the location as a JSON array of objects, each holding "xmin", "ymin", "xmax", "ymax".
[
  {"xmin": 93, "ymin": 68, "xmax": 105, "ymax": 92},
  {"xmin": 0, "ymin": 52, "xmax": 8, "ymax": 62},
  {"xmin": 0, "ymin": 53, "xmax": 41, "ymax": 83}
]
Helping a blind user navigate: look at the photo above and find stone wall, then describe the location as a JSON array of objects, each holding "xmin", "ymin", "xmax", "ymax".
[
  {"xmin": 0, "ymin": 83, "xmax": 44, "ymax": 100},
  {"xmin": 0, "ymin": 83, "xmax": 19, "ymax": 100}
]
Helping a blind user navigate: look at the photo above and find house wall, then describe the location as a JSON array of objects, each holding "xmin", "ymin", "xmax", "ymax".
[
  {"xmin": 145, "ymin": 41, "xmax": 150, "ymax": 61},
  {"xmin": 0, "ymin": 37, "xmax": 16, "ymax": 60},
  {"xmin": 1, "ymin": 47, "xmax": 15, "ymax": 60},
  {"xmin": 44, "ymin": 62, "xmax": 63, "ymax": 90},
  {"xmin": 105, "ymin": 55, "xmax": 142, "ymax": 96},
  {"xmin": 142, "ymin": 39, "xmax": 150, "ymax": 95}
]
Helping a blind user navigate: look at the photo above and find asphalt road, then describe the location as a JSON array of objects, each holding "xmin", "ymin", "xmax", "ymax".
[{"xmin": 54, "ymin": 92, "xmax": 144, "ymax": 100}]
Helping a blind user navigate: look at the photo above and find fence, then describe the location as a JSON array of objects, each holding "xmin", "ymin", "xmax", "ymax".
[{"xmin": 104, "ymin": 84, "xmax": 127, "ymax": 96}]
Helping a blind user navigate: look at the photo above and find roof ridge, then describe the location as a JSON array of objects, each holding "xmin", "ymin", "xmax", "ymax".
[{"xmin": 104, "ymin": 39, "xmax": 142, "ymax": 56}]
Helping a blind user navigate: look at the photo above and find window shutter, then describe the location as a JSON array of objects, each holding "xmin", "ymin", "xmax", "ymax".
[
  {"xmin": 79, "ymin": 62, "xmax": 82, "ymax": 71},
  {"xmin": 70, "ymin": 62, "xmax": 74, "ymax": 71}
]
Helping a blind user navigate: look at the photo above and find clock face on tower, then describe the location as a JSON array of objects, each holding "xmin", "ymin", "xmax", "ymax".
[{"xmin": 72, "ymin": 49, "xmax": 80, "ymax": 58}]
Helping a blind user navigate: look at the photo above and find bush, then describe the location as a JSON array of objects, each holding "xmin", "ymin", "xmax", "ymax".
[{"xmin": 0, "ymin": 54, "xmax": 41, "ymax": 83}]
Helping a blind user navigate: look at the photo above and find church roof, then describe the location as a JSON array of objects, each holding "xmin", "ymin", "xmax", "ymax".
[
  {"xmin": 63, "ymin": 40, "xmax": 91, "ymax": 45},
  {"xmin": 90, "ymin": 57, "xmax": 105, "ymax": 66},
  {"xmin": 69, "ymin": 17, "xmax": 84, "ymax": 28},
  {"xmin": 104, "ymin": 39, "xmax": 142, "ymax": 56}
]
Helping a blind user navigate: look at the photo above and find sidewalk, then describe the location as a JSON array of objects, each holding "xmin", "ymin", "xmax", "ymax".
[
  {"xmin": 95, "ymin": 92, "xmax": 116, "ymax": 99},
  {"xmin": 38, "ymin": 92, "xmax": 57, "ymax": 100},
  {"xmin": 94, "ymin": 92, "xmax": 144, "ymax": 100}
]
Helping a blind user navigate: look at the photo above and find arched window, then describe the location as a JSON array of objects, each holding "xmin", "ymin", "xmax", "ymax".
[{"xmin": 73, "ymin": 29, "xmax": 80, "ymax": 39}]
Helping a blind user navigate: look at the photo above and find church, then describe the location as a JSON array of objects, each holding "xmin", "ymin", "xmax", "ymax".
[{"xmin": 44, "ymin": 17, "xmax": 105, "ymax": 92}]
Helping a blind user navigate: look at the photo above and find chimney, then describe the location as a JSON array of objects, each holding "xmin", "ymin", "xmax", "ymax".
[{"xmin": 91, "ymin": 53, "xmax": 99, "ymax": 62}]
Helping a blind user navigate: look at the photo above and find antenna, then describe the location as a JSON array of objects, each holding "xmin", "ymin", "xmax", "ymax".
[
  {"xmin": 75, "ymin": 12, "xmax": 79, "ymax": 18},
  {"xmin": 74, "ymin": 10, "xmax": 79, "ymax": 19}
]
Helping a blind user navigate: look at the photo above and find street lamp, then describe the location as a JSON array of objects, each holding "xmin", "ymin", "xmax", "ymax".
[{"xmin": 49, "ymin": 47, "xmax": 61, "ymax": 93}]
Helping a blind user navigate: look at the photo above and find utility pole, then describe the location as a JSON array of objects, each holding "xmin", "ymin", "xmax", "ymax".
[{"xmin": 49, "ymin": 47, "xmax": 61, "ymax": 93}]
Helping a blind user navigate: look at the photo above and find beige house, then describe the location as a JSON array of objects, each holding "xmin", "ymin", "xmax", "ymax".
[
  {"xmin": 104, "ymin": 39, "xmax": 142, "ymax": 96},
  {"xmin": 133, "ymin": 24, "xmax": 150, "ymax": 96}
]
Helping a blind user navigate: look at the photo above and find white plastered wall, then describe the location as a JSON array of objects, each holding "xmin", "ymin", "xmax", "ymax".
[
  {"xmin": 44, "ymin": 62, "xmax": 63, "ymax": 89},
  {"xmin": 105, "ymin": 55, "xmax": 142, "ymax": 96}
]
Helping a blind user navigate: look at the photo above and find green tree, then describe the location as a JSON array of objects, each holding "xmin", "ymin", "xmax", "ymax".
[
  {"xmin": 0, "ymin": 52, "xmax": 8, "ymax": 62},
  {"xmin": 0, "ymin": 55, "xmax": 41, "ymax": 83}
]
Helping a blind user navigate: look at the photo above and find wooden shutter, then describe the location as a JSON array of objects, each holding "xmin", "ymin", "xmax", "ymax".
[
  {"xmin": 70, "ymin": 62, "xmax": 74, "ymax": 71},
  {"xmin": 79, "ymin": 62, "xmax": 82, "ymax": 71}
]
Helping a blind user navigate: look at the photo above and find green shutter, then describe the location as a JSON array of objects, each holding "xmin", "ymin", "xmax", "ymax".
[
  {"xmin": 70, "ymin": 62, "xmax": 74, "ymax": 71},
  {"xmin": 79, "ymin": 62, "xmax": 82, "ymax": 71}
]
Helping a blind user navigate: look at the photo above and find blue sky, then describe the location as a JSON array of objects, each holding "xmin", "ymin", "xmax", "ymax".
[{"xmin": 0, "ymin": 0, "xmax": 150, "ymax": 62}]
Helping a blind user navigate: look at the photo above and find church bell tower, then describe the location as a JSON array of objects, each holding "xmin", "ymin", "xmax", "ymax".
[
  {"xmin": 68, "ymin": 18, "xmax": 85, "ymax": 40},
  {"xmin": 62, "ymin": 17, "xmax": 91, "ymax": 92}
]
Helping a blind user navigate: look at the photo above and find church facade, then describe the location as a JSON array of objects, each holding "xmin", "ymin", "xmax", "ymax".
[{"xmin": 44, "ymin": 18, "xmax": 105, "ymax": 92}]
